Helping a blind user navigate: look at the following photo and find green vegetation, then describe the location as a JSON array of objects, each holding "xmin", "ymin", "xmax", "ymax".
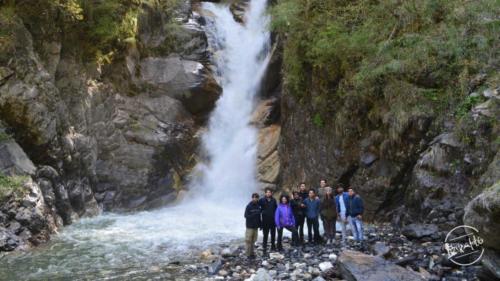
[
  {"xmin": 271, "ymin": 0, "xmax": 500, "ymax": 131},
  {"xmin": 0, "ymin": 6, "xmax": 16, "ymax": 56},
  {"xmin": 312, "ymin": 113, "xmax": 324, "ymax": 127},
  {"xmin": 0, "ymin": 131, "xmax": 12, "ymax": 142},
  {"xmin": 3, "ymin": 0, "xmax": 180, "ymax": 64},
  {"xmin": 0, "ymin": 174, "xmax": 29, "ymax": 203}
]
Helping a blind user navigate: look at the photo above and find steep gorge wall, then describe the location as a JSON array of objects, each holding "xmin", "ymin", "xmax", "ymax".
[{"xmin": 0, "ymin": 0, "xmax": 220, "ymax": 250}]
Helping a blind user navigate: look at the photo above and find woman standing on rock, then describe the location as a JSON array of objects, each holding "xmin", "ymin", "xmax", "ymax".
[
  {"xmin": 291, "ymin": 191, "xmax": 306, "ymax": 244},
  {"xmin": 320, "ymin": 187, "xmax": 337, "ymax": 245},
  {"xmin": 275, "ymin": 194, "xmax": 299, "ymax": 251}
]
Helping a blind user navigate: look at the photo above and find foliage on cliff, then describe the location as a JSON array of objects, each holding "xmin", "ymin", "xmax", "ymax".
[
  {"xmin": 272, "ymin": 0, "xmax": 499, "ymax": 133},
  {"xmin": 1, "ymin": 0, "xmax": 179, "ymax": 63},
  {"xmin": 0, "ymin": 174, "xmax": 29, "ymax": 203}
]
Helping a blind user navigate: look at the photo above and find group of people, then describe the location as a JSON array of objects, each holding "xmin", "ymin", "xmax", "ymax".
[{"xmin": 244, "ymin": 180, "xmax": 365, "ymax": 258}]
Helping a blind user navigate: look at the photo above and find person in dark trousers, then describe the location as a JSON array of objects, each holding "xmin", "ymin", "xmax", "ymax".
[
  {"xmin": 335, "ymin": 185, "xmax": 349, "ymax": 244},
  {"xmin": 320, "ymin": 186, "xmax": 337, "ymax": 244},
  {"xmin": 298, "ymin": 182, "xmax": 309, "ymax": 200},
  {"xmin": 316, "ymin": 179, "xmax": 329, "ymax": 239},
  {"xmin": 346, "ymin": 187, "xmax": 364, "ymax": 241},
  {"xmin": 275, "ymin": 194, "xmax": 299, "ymax": 250},
  {"xmin": 303, "ymin": 189, "xmax": 321, "ymax": 244},
  {"xmin": 291, "ymin": 191, "xmax": 306, "ymax": 244},
  {"xmin": 244, "ymin": 193, "xmax": 261, "ymax": 258},
  {"xmin": 259, "ymin": 187, "xmax": 277, "ymax": 253}
]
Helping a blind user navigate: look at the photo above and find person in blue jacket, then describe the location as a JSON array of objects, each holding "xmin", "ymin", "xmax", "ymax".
[
  {"xmin": 274, "ymin": 194, "xmax": 299, "ymax": 250},
  {"xmin": 303, "ymin": 189, "xmax": 321, "ymax": 244},
  {"xmin": 335, "ymin": 185, "xmax": 349, "ymax": 244},
  {"xmin": 346, "ymin": 187, "xmax": 364, "ymax": 241}
]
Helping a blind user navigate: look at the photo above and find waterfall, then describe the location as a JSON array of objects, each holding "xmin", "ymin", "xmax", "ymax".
[
  {"xmin": 0, "ymin": 1, "xmax": 271, "ymax": 279},
  {"xmin": 188, "ymin": 0, "xmax": 270, "ymax": 205}
]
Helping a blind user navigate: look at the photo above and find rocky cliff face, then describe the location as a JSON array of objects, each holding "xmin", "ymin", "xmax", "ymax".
[
  {"xmin": 0, "ymin": 0, "xmax": 220, "ymax": 250},
  {"xmin": 265, "ymin": 0, "xmax": 500, "ymax": 277}
]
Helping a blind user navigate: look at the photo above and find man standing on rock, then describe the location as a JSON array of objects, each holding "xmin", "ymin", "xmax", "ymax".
[
  {"xmin": 298, "ymin": 182, "xmax": 309, "ymax": 200},
  {"xmin": 259, "ymin": 187, "xmax": 278, "ymax": 253},
  {"xmin": 317, "ymin": 179, "xmax": 328, "ymax": 240},
  {"xmin": 335, "ymin": 185, "xmax": 349, "ymax": 244},
  {"xmin": 244, "ymin": 193, "xmax": 261, "ymax": 258},
  {"xmin": 291, "ymin": 191, "xmax": 306, "ymax": 244},
  {"xmin": 346, "ymin": 187, "xmax": 364, "ymax": 242},
  {"xmin": 304, "ymin": 189, "xmax": 321, "ymax": 244}
]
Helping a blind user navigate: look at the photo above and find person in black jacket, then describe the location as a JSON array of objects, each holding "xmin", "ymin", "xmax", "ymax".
[
  {"xmin": 298, "ymin": 182, "xmax": 309, "ymax": 200},
  {"xmin": 244, "ymin": 193, "xmax": 261, "ymax": 258},
  {"xmin": 291, "ymin": 191, "xmax": 306, "ymax": 244},
  {"xmin": 259, "ymin": 187, "xmax": 277, "ymax": 253}
]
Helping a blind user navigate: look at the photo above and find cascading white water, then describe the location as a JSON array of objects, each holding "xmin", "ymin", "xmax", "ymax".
[
  {"xmin": 189, "ymin": 0, "xmax": 270, "ymax": 204},
  {"xmin": 0, "ymin": 1, "xmax": 270, "ymax": 279}
]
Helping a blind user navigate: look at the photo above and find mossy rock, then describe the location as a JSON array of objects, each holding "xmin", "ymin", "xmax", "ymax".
[{"xmin": 0, "ymin": 174, "xmax": 30, "ymax": 203}]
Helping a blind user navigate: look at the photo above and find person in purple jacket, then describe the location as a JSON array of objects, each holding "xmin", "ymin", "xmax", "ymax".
[{"xmin": 275, "ymin": 194, "xmax": 299, "ymax": 251}]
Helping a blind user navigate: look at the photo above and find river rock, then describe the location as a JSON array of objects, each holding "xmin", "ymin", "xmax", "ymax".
[
  {"xmin": 401, "ymin": 223, "xmax": 438, "ymax": 240},
  {"xmin": 372, "ymin": 241, "xmax": 392, "ymax": 257},
  {"xmin": 318, "ymin": 261, "xmax": 333, "ymax": 272},
  {"xmin": 269, "ymin": 252, "xmax": 285, "ymax": 260},
  {"xmin": 338, "ymin": 250, "xmax": 425, "ymax": 281},
  {"xmin": 247, "ymin": 268, "xmax": 272, "ymax": 281}
]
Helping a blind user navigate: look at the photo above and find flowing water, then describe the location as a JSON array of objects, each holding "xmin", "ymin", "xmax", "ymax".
[{"xmin": 0, "ymin": 1, "xmax": 270, "ymax": 280}]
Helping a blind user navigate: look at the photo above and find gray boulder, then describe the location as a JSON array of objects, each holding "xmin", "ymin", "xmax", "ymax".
[
  {"xmin": 402, "ymin": 223, "xmax": 439, "ymax": 240},
  {"xmin": 338, "ymin": 250, "xmax": 425, "ymax": 281}
]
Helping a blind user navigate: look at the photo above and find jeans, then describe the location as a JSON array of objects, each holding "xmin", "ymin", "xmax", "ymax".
[
  {"xmin": 348, "ymin": 216, "xmax": 364, "ymax": 241},
  {"xmin": 277, "ymin": 226, "xmax": 299, "ymax": 249},
  {"xmin": 245, "ymin": 228, "xmax": 258, "ymax": 256},
  {"xmin": 294, "ymin": 215, "xmax": 305, "ymax": 242},
  {"xmin": 262, "ymin": 225, "xmax": 276, "ymax": 249},
  {"xmin": 338, "ymin": 213, "xmax": 347, "ymax": 242},
  {"xmin": 306, "ymin": 217, "xmax": 320, "ymax": 243}
]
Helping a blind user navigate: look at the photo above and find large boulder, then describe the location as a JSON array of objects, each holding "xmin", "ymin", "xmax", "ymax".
[
  {"xmin": 338, "ymin": 250, "xmax": 425, "ymax": 281},
  {"xmin": 464, "ymin": 181, "xmax": 500, "ymax": 279}
]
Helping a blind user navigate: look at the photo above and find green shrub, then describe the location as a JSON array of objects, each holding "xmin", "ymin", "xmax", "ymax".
[
  {"xmin": 272, "ymin": 0, "xmax": 500, "ymax": 126},
  {"xmin": 0, "ymin": 174, "xmax": 29, "ymax": 203},
  {"xmin": 312, "ymin": 113, "xmax": 324, "ymax": 127},
  {"xmin": 0, "ymin": 131, "xmax": 11, "ymax": 142}
]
